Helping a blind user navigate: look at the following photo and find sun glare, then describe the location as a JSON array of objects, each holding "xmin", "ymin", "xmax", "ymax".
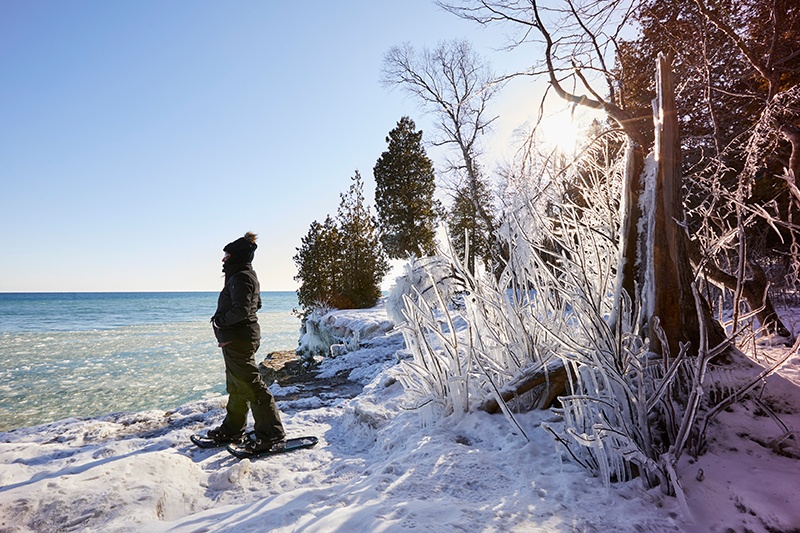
[{"xmin": 539, "ymin": 109, "xmax": 583, "ymax": 153}]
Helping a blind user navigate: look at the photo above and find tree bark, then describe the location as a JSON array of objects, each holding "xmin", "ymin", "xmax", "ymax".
[
  {"xmin": 478, "ymin": 362, "xmax": 568, "ymax": 414},
  {"xmin": 648, "ymin": 53, "xmax": 705, "ymax": 355}
]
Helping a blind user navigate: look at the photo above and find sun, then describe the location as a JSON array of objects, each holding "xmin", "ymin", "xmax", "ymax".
[
  {"xmin": 538, "ymin": 103, "xmax": 609, "ymax": 154},
  {"xmin": 539, "ymin": 108, "xmax": 583, "ymax": 153}
]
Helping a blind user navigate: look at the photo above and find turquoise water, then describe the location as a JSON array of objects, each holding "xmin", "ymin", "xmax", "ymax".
[{"xmin": 0, "ymin": 292, "xmax": 301, "ymax": 431}]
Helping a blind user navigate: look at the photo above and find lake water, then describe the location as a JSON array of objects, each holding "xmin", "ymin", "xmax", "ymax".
[{"xmin": 0, "ymin": 292, "xmax": 301, "ymax": 431}]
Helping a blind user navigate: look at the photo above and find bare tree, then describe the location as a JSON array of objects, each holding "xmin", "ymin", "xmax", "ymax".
[{"xmin": 381, "ymin": 40, "xmax": 507, "ymax": 272}]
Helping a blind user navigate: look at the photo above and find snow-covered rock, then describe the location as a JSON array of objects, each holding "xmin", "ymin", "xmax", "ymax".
[{"xmin": 296, "ymin": 304, "xmax": 395, "ymax": 360}]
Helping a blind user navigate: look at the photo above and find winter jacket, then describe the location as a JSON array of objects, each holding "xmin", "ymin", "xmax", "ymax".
[{"xmin": 212, "ymin": 264, "xmax": 262, "ymax": 343}]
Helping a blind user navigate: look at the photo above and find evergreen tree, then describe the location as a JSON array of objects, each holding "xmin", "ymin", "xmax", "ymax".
[
  {"xmin": 293, "ymin": 215, "xmax": 341, "ymax": 311},
  {"xmin": 337, "ymin": 171, "xmax": 390, "ymax": 308},
  {"xmin": 373, "ymin": 116, "xmax": 439, "ymax": 259},
  {"xmin": 293, "ymin": 172, "xmax": 389, "ymax": 313},
  {"xmin": 447, "ymin": 183, "xmax": 494, "ymax": 274}
]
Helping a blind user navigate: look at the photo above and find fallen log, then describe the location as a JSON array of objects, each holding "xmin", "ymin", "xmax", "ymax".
[{"xmin": 479, "ymin": 361, "xmax": 569, "ymax": 414}]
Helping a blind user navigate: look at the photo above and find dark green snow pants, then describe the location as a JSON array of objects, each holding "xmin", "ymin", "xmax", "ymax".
[{"xmin": 219, "ymin": 339, "xmax": 285, "ymax": 441}]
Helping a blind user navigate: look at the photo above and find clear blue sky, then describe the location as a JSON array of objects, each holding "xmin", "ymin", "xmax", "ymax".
[{"xmin": 0, "ymin": 1, "xmax": 544, "ymax": 292}]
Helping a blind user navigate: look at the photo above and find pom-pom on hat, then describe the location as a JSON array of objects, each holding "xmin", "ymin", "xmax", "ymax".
[{"xmin": 224, "ymin": 231, "xmax": 258, "ymax": 264}]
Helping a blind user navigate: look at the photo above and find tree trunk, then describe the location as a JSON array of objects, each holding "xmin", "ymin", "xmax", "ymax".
[
  {"xmin": 617, "ymin": 53, "xmax": 725, "ymax": 356},
  {"xmin": 689, "ymin": 244, "xmax": 793, "ymax": 340},
  {"xmin": 647, "ymin": 53, "xmax": 706, "ymax": 355},
  {"xmin": 781, "ymin": 125, "xmax": 800, "ymax": 183},
  {"xmin": 617, "ymin": 138, "xmax": 646, "ymax": 309}
]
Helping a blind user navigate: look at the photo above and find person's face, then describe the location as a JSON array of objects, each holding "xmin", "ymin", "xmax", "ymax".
[{"xmin": 222, "ymin": 252, "xmax": 231, "ymax": 263}]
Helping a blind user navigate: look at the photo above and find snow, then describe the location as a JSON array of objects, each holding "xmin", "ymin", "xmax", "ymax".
[{"xmin": 1, "ymin": 306, "xmax": 799, "ymax": 532}]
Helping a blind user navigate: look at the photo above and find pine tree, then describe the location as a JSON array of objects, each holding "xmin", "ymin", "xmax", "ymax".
[
  {"xmin": 293, "ymin": 172, "xmax": 390, "ymax": 313},
  {"xmin": 293, "ymin": 215, "xmax": 342, "ymax": 311},
  {"xmin": 337, "ymin": 171, "xmax": 390, "ymax": 309},
  {"xmin": 373, "ymin": 116, "xmax": 439, "ymax": 259},
  {"xmin": 447, "ymin": 183, "xmax": 494, "ymax": 274}
]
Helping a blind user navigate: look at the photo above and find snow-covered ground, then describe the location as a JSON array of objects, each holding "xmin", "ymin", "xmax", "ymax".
[{"xmin": 0, "ymin": 306, "xmax": 799, "ymax": 532}]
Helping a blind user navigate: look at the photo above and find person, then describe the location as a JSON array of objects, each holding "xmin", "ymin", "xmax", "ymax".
[{"xmin": 207, "ymin": 231, "xmax": 286, "ymax": 453}]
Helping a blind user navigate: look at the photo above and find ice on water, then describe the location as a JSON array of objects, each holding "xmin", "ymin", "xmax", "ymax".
[{"xmin": 0, "ymin": 292, "xmax": 301, "ymax": 431}]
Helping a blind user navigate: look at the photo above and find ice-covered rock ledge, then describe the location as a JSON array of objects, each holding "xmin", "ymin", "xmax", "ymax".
[{"xmin": 296, "ymin": 303, "xmax": 396, "ymax": 360}]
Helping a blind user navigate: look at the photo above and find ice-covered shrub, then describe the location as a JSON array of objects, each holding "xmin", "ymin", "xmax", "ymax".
[
  {"xmin": 385, "ymin": 255, "xmax": 463, "ymax": 326},
  {"xmin": 392, "ymin": 219, "xmax": 564, "ymax": 434},
  {"xmin": 393, "ymin": 130, "xmax": 708, "ymax": 494},
  {"xmin": 296, "ymin": 306, "xmax": 338, "ymax": 361},
  {"xmin": 394, "ymin": 112, "xmax": 800, "ymax": 497}
]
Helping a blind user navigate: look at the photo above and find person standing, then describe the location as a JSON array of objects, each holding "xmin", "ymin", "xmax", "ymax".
[{"xmin": 207, "ymin": 231, "xmax": 286, "ymax": 453}]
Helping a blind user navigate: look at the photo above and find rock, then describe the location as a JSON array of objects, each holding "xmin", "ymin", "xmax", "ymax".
[
  {"xmin": 258, "ymin": 351, "xmax": 310, "ymax": 384},
  {"xmin": 257, "ymin": 350, "xmax": 363, "ymax": 402}
]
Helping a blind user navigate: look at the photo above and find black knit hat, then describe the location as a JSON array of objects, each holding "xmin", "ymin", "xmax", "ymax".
[{"xmin": 223, "ymin": 232, "xmax": 257, "ymax": 264}]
